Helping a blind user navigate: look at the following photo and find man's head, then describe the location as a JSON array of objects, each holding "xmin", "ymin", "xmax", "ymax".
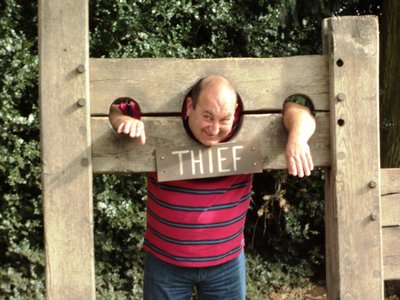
[{"xmin": 186, "ymin": 75, "xmax": 238, "ymax": 146}]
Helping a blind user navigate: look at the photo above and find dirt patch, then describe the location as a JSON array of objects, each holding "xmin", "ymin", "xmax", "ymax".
[
  {"xmin": 266, "ymin": 283, "xmax": 400, "ymax": 300},
  {"xmin": 267, "ymin": 283, "xmax": 326, "ymax": 300}
]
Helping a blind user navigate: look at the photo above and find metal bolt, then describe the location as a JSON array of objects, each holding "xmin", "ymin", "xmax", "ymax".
[
  {"xmin": 160, "ymin": 156, "xmax": 165, "ymax": 160},
  {"xmin": 81, "ymin": 158, "xmax": 89, "ymax": 167},
  {"xmin": 252, "ymin": 162, "xmax": 257, "ymax": 167},
  {"xmin": 337, "ymin": 93, "xmax": 346, "ymax": 101},
  {"xmin": 368, "ymin": 180, "xmax": 377, "ymax": 188},
  {"xmin": 77, "ymin": 98, "xmax": 86, "ymax": 107},
  {"xmin": 251, "ymin": 147, "xmax": 256, "ymax": 151},
  {"xmin": 77, "ymin": 64, "xmax": 85, "ymax": 73},
  {"xmin": 370, "ymin": 212, "xmax": 378, "ymax": 221}
]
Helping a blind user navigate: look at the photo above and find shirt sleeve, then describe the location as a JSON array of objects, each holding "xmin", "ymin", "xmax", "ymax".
[{"xmin": 117, "ymin": 98, "xmax": 142, "ymax": 119}]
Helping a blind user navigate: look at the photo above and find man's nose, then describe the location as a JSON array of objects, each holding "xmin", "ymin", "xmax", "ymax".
[{"xmin": 208, "ymin": 122, "xmax": 219, "ymax": 135}]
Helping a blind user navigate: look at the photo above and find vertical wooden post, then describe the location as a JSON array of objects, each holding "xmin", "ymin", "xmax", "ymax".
[
  {"xmin": 39, "ymin": 0, "xmax": 95, "ymax": 299},
  {"xmin": 323, "ymin": 16, "xmax": 383, "ymax": 299}
]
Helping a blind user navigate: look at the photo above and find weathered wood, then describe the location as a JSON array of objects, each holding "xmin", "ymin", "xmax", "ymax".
[
  {"xmin": 380, "ymin": 168, "xmax": 400, "ymax": 280},
  {"xmin": 90, "ymin": 56, "xmax": 329, "ymax": 115},
  {"xmin": 381, "ymin": 194, "xmax": 400, "ymax": 227},
  {"xmin": 91, "ymin": 113, "xmax": 330, "ymax": 173},
  {"xmin": 39, "ymin": 0, "xmax": 95, "ymax": 299},
  {"xmin": 381, "ymin": 168, "xmax": 400, "ymax": 195},
  {"xmin": 382, "ymin": 227, "xmax": 400, "ymax": 280},
  {"xmin": 323, "ymin": 16, "xmax": 383, "ymax": 299}
]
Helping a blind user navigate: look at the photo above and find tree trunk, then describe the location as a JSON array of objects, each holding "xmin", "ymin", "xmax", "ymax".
[{"xmin": 380, "ymin": 0, "xmax": 400, "ymax": 167}]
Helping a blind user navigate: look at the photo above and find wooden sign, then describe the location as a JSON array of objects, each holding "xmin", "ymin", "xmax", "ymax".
[{"xmin": 156, "ymin": 141, "xmax": 263, "ymax": 182}]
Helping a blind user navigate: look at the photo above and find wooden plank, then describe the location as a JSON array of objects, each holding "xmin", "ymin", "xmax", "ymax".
[
  {"xmin": 381, "ymin": 168, "xmax": 400, "ymax": 195},
  {"xmin": 323, "ymin": 16, "xmax": 383, "ymax": 299},
  {"xmin": 380, "ymin": 169, "xmax": 400, "ymax": 280},
  {"xmin": 91, "ymin": 113, "xmax": 330, "ymax": 173},
  {"xmin": 382, "ymin": 227, "xmax": 400, "ymax": 280},
  {"xmin": 90, "ymin": 56, "xmax": 329, "ymax": 115},
  {"xmin": 39, "ymin": 0, "xmax": 95, "ymax": 299},
  {"xmin": 381, "ymin": 194, "xmax": 400, "ymax": 227}
]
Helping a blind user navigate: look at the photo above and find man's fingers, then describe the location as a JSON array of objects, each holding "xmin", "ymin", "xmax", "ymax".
[
  {"xmin": 307, "ymin": 151, "xmax": 314, "ymax": 172},
  {"xmin": 135, "ymin": 121, "xmax": 144, "ymax": 138},
  {"xmin": 295, "ymin": 157, "xmax": 304, "ymax": 178},
  {"xmin": 305, "ymin": 151, "xmax": 314, "ymax": 176},
  {"xmin": 139, "ymin": 129, "xmax": 146, "ymax": 145},
  {"xmin": 286, "ymin": 148, "xmax": 314, "ymax": 178},
  {"xmin": 118, "ymin": 121, "xmax": 130, "ymax": 134},
  {"xmin": 129, "ymin": 121, "xmax": 139, "ymax": 138},
  {"xmin": 288, "ymin": 157, "xmax": 297, "ymax": 176}
]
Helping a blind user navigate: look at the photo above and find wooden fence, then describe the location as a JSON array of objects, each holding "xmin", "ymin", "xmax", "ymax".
[{"xmin": 39, "ymin": 1, "xmax": 399, "ymax": 298}]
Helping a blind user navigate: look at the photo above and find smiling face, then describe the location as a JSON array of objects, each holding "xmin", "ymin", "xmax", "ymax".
[{"xmin": 186, "ymin": 76, "xmax": 238, "ymax": 146}]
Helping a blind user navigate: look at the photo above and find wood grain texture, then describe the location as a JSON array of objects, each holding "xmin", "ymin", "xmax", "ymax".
[
  {"xmin": 90, "ymin": 56, "xmax": 329, "ymax": 115},
  {"xmin": 91, "ymin": 113, "xmax": 329, "ymax": 173},
  {"xmin": 380, "ymin": 168, "xmax": 400, "ymax": 280},
  {"xmin": 382, "ymin": 227, "xmax": 400, "ymax": 280},
  {"xmin": 381, "ymin": 168, "xmax": 400, "ymax": 195},
  {"xmin": 323, "ymin": 16, "xmax": 383, "ymax": 299},
  {"xmin": 381, "ymin": 194, "xmax": 400, "ymax": 227},
  {"xmin": 39, "ymin": 0, "xmax": 95, "ymax": 299}
]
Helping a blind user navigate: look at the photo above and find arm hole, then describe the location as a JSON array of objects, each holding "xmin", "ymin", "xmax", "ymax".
[{"xmin": 114, "ymin": 97, "xmax": 142, "ymax": 119}]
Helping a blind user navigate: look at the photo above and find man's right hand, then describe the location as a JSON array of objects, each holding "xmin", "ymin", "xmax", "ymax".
[
  {"xmin": 109, "ymin": 104, "xmax": 146, "ymax": 145},
  {"xmin": 117, "ymin": 117, "xmax": 146, "ymax": 144}
]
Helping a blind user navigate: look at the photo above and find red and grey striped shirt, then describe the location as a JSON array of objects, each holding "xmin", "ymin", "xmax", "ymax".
[{"xmin": 118, "ymin": 97, "xmax": 252, "ymax": 267}]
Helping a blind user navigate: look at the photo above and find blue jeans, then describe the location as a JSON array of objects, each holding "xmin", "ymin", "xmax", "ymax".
[{"xmin": 143, "ymin": 251, "xmax": 246, "ymax": 300}]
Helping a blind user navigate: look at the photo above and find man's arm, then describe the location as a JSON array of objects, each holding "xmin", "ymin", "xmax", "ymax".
[
  {"xmin": 109, "ymin": 104, "xmax": 146, "ymax": 144},
  {"xmin": 283, "ymin": 101, "xmax": 316, "ymax": 177}
]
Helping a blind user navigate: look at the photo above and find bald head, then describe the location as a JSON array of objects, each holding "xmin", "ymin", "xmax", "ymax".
[{"xmin": 189, "ymin": 75, "xmax": 237, "ymax": 108}]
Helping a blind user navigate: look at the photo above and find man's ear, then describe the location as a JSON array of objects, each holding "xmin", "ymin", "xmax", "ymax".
[{"xmin": 186, "ymin": 97, "xmax": 193, "ymax": 118}]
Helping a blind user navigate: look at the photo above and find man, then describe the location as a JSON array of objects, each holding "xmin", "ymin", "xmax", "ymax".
[{"xmin": 109, "ymin": 75, "xmax": 315, "ymax": 299}]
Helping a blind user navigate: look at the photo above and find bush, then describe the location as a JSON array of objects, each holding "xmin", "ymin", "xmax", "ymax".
[{"xmin": 0, "ymin": 1, "xmax": 44, "ymax": 298}]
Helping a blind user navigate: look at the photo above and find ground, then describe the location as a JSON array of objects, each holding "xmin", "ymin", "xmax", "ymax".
[
  {"xmin": 266, "ymin": 282, "xmax": 400, "ymax": 300},
  {"xmin": 267, "ymin": 283, "xmax": 326, "ymax": 300}
]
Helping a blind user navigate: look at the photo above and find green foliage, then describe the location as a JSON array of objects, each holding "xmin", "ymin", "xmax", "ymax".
[
  {"xmin": 89, "ymin": 0, "xmax": 319, "ymax": 58},
  {"xmin": 94, "ymin": 174, "xmax": 147, "ymax": 297},
  {"xmin": 0, "ymin": 0, "xmax": 43, "ymax": 298},
  {"xmin": 246, "ymin": 170, "xmax": 326, "ymax": 291},
  {"xmin": 246, "ymin": 250, "xmax": 312, "ymax": 299}
]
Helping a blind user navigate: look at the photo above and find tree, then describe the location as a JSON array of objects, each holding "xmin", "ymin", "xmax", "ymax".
[{"xmin": 380, "ymin": 0, "xmax": 400, "ymax": 167}]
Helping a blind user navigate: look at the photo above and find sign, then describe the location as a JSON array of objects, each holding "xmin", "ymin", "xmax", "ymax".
[{"xmin": 156, "ymin": 141, "xmax": 263, "ymax": 182}]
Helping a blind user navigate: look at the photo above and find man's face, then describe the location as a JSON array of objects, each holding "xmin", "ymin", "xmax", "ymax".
[{"xmin": 186, "ymin": 81, "xmax": 237, "ymax": 146}]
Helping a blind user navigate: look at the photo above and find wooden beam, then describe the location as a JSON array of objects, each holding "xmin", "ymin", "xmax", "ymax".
[
  {"xmin": 382, "ymin": 227, "xmax": 400, "ymax": 280},
  {"xmin": 381, "ymin": 168, "xmax": 400, "ymax": 195},
  {"xmin": 381, "ymin": 193, "xmax": 400, "ymax": 227},
  {"xmin": 323, "ymin": 16, "xmax": 383, "ymax": 299},
  {"xmin": 90, "ymin": 56, "xmax": 329, "ymax": 115},
  {"xmin": 91, "ymin": 113, "xmax": 330, "ymax": 173},
  {"xmin": 380, "ymin": 168, "xmax": 400, "ymax": 280},
  {"xmin": 39, "ymin": 0, "xmax": 95, "ymax": 299}
]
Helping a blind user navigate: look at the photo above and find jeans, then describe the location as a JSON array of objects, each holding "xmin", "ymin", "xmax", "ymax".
[{"xmin": 143, "ymin": 251, "xmax": 246, "ymax": 300}]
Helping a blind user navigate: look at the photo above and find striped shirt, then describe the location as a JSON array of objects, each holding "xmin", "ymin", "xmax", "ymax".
[{"xmin": 118, "ymin": 97, "xmax": 253, "ymax": 267}]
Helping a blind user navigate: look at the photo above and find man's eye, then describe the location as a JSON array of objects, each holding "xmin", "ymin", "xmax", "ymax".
[{"xmin": 221, "ymin": 118, "xmax": 231, "ymax": 124}]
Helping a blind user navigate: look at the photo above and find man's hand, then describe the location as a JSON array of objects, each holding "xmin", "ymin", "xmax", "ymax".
[
  {"xmin": 285, "ymin": 137, "xmax": 313, "ymax": 177},
  {"xmin": 283, "ymin": 102, "xmax": 316, "ymax": 177},
  {"xmin": 117, "ymin": 117, "xmax": 146, "ymax": 145},
  {"xmin": 109, "ymin": 104, "xmax": 146, "ymax": 145}
]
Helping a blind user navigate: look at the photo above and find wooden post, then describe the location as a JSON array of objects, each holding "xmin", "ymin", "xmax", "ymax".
[
  {"xmin": 39, "ymin": 0, "xmax": 95, "ymax": 299},
  {"xmin": 323, "ymin": 16, "xmax": 383, "ymax": 299}
]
